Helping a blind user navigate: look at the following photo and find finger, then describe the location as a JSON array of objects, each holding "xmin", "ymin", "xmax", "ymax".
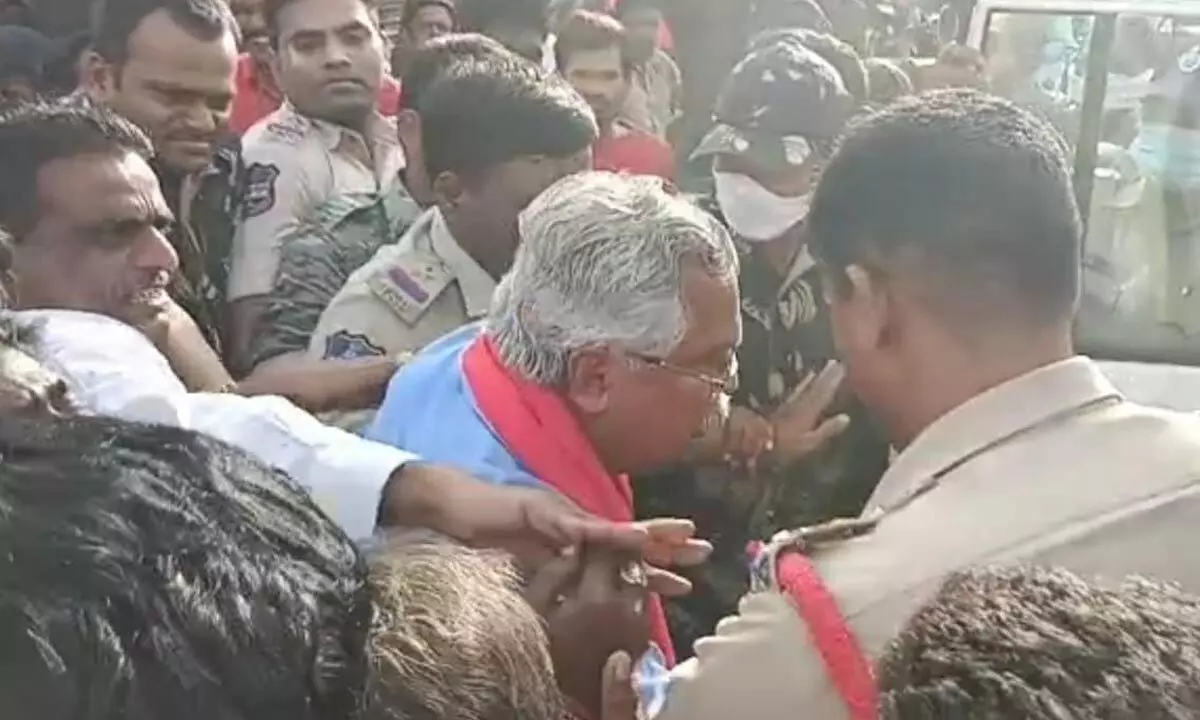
[
  {"xmin": 655, "ymin": 538, "xmax": 713, "ymax": 568},
  {"xmin": 795, "ymin": 413, "xmax": 852, "ymax": 456},
  {"xmin": 528, "ymin": 497, "xmax": 650, "ymax": 554},
  {"xmin": 646, "ymin": 566, "xmax": 692, "ymax": 597},
  {"xmin": 635, "ymin": 518, "xmax": 696, "ymax": 543},
  {"xmin": 524, "ymin": 547, "xmax": 583, "ymax": 614},
  {"xmin": 600, "ymin": 651, "xmax": 638, "ymax": 720},
  {"xmin": 779, "ymin": 361, "xmax": 845, "ymax": 420}
]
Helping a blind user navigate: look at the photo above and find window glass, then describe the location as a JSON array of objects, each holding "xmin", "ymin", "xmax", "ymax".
[{"xmin": 983, "ymin": 8, "xmax": 1200, "ymax": 363}]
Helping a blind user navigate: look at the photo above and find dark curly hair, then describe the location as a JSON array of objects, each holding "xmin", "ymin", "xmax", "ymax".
[{"xmin": 879, "ymin": 566, "xmax": 1200, "ymax": 719}]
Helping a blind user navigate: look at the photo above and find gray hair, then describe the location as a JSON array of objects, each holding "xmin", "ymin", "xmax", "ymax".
[{"xmin": 487, "ymin": 171, "xmax": 739, "ymax": 385}]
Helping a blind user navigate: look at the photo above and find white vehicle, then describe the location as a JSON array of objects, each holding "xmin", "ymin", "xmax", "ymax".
[{"xmin": 968, "ymin": 0, "xmax": 1200, "ymax": 408}]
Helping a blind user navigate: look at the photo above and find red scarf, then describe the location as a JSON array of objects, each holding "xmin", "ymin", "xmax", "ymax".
[{"xmin": 463, "ymin": 335, "xmax": 676, "ymax": 667}]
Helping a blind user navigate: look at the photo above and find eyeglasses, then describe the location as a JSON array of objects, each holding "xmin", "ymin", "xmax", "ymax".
[{"xmin": 628, "ymin": 352, "xmax": 739, "ymax": 397}]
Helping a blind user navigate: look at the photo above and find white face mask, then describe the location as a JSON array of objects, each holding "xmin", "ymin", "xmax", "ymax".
[{"xmin": 713, "ymin": 171, "xmax": 812, "ymax": 243}]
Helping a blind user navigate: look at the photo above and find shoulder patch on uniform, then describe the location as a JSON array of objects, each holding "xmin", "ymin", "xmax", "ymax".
[
  {"xmin": 323, "ymin": 330, "xmax": 387, "ymax": 360},
  {"xmin": 367, "ymin": 251, "xmax": 453, "ymax": 326},
  {"xmin": 243, "ymin": 162, "xmax": 281, "ymax": 219},
  {"xmin": 263, "ymin": 114, "xmax": 309, "ymax": 145}
]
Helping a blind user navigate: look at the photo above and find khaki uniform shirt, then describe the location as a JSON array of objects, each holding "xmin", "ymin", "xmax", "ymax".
[
  {"xmin": 229, "ymin": 102, "xmax": 405, "ymax": 301},
  {"xmin": 660, "ymin": 357, "xmax": 1200, "ymax": 720},
  {"xmin": 308, "ymin": 207, "xmax": 496, "ymax": 361},
  {"xmin": 248, "ymin": 183, "xmax": 419, "ymax": 368}
]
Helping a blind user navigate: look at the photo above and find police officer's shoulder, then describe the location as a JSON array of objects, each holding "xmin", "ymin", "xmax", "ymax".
[
  {"xmin": 244, "ymin": 106, "xmax": 314, "ymax": 150},
  {"xmin": 364, "ymin": 247, "xmax": 454, "ymax": 327},
  {"xmin": 749, "ymin": 514, "xmax": 882, "ymax": 592}
]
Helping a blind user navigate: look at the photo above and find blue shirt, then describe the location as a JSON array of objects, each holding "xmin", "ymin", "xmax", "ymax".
[{"xmin": 368, "ymin": 323, "xmax": 671, "ymax": 716}]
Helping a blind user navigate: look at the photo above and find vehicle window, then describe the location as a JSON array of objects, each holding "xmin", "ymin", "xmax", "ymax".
[{"xmin": 981, "ymin": 7, "xmax": 1200, "ymax": 364}]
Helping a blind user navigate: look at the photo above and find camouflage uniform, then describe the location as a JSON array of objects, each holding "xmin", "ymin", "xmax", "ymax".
[
  {"xmin": 635, "ymin": 34, "xmax": 891, "ymax": 656},
  {"xmin": 248, "ymin": 183, "xmax": 420, "ymax": 368},
  {"xmin": 229, "ymin": 102, "xmax": 406, "ymax": 305}
]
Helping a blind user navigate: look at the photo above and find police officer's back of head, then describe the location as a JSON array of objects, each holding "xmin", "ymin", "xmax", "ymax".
[
  {"xmin": 807, "ymin": 90, "xmax": 1081, "ymax": 444},
  {"xmin": 0, "ymin": 415, "xmax": 370, "ymax": 720}
]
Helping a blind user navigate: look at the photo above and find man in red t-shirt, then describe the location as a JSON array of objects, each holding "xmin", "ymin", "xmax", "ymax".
[{"xmin": 554, "ymin": 10, "xmax": 674, "ymax": 182}]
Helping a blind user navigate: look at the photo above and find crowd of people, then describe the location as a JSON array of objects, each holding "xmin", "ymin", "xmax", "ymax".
[{"xmin": 3, "ymin": 0, "xmax": 1200, "ymax": 718}]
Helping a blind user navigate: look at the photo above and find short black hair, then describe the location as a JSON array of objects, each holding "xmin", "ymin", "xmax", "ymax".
[
  {"xmin": 554, "ymin": 9, "xmax": 631, "ymax": 76},
  {"xmin": 90, "ymin": 0, "xmax": 238, "ymax": 65},
  {"xmin": 0, "ymin": 100, "xmax": 153, "ymax": 237},
  {"xmin": 808, "ymin": 90, "xmax": 1081, "ymax": 331},
  {"xmin": 401, "ymin": 0, "xmax": 455, "ymax": 29},
  {"xmin": 879, "ymin": 566, "xmax": 1200, "ymax": 719},
  {"xmin": 749, "ymin": 28, "xmax": 868, "ymax": 106},
  {"xmin": 264, "ymin": 0, "xmax": 377, "ymax": 46},
  {"xmin": 418, "ymin": 52, "xmax": 596, "ymax": 180},
  {"xmin": 400, "ymin": 31, "xmax": 508, "ymax": 111},
  {"xmin": 0, "ymin": 414, "xmax": 371, "ymax": 720},
  {"xmin": 457, "ymin": 0, "xmax": 548, "ymax": 34}
]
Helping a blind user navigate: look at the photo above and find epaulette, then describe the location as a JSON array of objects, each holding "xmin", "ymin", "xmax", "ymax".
[{"xmin": 749, "ymin": 512, "xmax": 882, "ymax": 592}]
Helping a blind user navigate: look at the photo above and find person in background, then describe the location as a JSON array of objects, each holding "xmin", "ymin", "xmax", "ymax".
[
  {"xmin": 613, "ymin": 0, "xmax": 680, "ymax": 140},
  {"xmin": 555, "ymin": 10, "xmax": 673, "ymax": 181},
  {"xmin": 0, "ymin": 24, "xmax": 50, "ymax": 104},
  {"xmin": 308, "ymin": 53, "xmax": 594, "ymax": 365},
  {"xmin": 81, "ymin": 0, "xmax": 241, "ymax": 356},
  {"xmin": 457, "ymin": 0, "xmax": 550, "ymax": 65},
  {"xmin": 366, "ymin": 171, "xmax": 741, "ymax": 716},
  {"xmin": 389, "ymin": 0, "xmax": 456, "ymax": 78},
  {"xmin": 227, "ymin": 0, "xmax": 283, "ymax": 134},
  {"xmin": 649, "ymin": 32, "xmax": 889, "ymax": 656},
  {"xmin": 864, "ymin": 57, "xmax": 913, "ymax": 106},
  {"xmin": 229, "ymin": 0, "xmax": 407, "ymax": 373},
  {"xmin": 658, "ymin": 89, "xmax": 1200, "ymax": 720},
  {"xmin": 228, "ymin": 0, "xmax": 402, "ymax": 135},
  {"xmin": 879, "ymin": 567, "xmax": 1200, "ymax": 719},
  {"xmin": 247, "ymin": 33, "xmax": 509, "ymax": 376}
]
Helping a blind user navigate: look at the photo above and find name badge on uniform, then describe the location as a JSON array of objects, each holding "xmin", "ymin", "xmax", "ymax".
[{"xmin": 368, "ymin": 252, "xmax": 452, "ymax": 326}]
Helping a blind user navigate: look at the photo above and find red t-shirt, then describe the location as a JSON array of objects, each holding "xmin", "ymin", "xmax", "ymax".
[
  {"xmin": 593, "ymin": 122, "xmax": 676, "ymax": 182},
  {"xmin": 228, "ymin": 54, "xmax": 402, "ymax": 135}
]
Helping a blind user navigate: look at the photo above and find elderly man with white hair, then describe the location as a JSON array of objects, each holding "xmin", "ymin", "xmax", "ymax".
[{"xmin": 366, "ymin": 170, "xmax": 742, "ymax": 717}]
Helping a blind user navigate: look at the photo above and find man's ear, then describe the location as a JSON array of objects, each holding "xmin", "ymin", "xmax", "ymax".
[
  {"xmin": 79, "ymin": 51, "xmax": 116, "ymax": 101},
  {"xmin": 395, "ymin": 108, "xmax": 421, "ymax": 150},
  {"xmin": 431, "ymin": 169, "xmax": 465, "ymax": 212},
  {"xmin": 565, "ymin": 347, "xmax": 614, "ymax": 416},
  {"xmin": 839, "ymin": 263, "xmax": 890, "ymax": 352}
]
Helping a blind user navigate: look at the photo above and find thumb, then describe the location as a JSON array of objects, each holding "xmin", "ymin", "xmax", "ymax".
[{"xmin": 600, "ymin": 650, "xmax": 638, "ymax": 720}]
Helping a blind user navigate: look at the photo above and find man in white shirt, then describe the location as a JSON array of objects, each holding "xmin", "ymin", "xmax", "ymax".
[
  {"xmin": 20, "ymin": 306, "xmax": 681, "ymax": 558},
  {"xmin": 658, "ymin": 90, "xmax": 1200, "ymax": 719}
]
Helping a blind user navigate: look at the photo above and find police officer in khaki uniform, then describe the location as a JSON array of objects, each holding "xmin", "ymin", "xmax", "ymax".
[
  {"xmin": 308, "ymin": 49, "xmax": 596, "ymax": 361},
  {"xmin": 658, "ymin": 93, "xmax": 1200, "ymax": 719},
  {"xmin": 228, "ymin": 0, "xmax": 405, "ymax": 369}
]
